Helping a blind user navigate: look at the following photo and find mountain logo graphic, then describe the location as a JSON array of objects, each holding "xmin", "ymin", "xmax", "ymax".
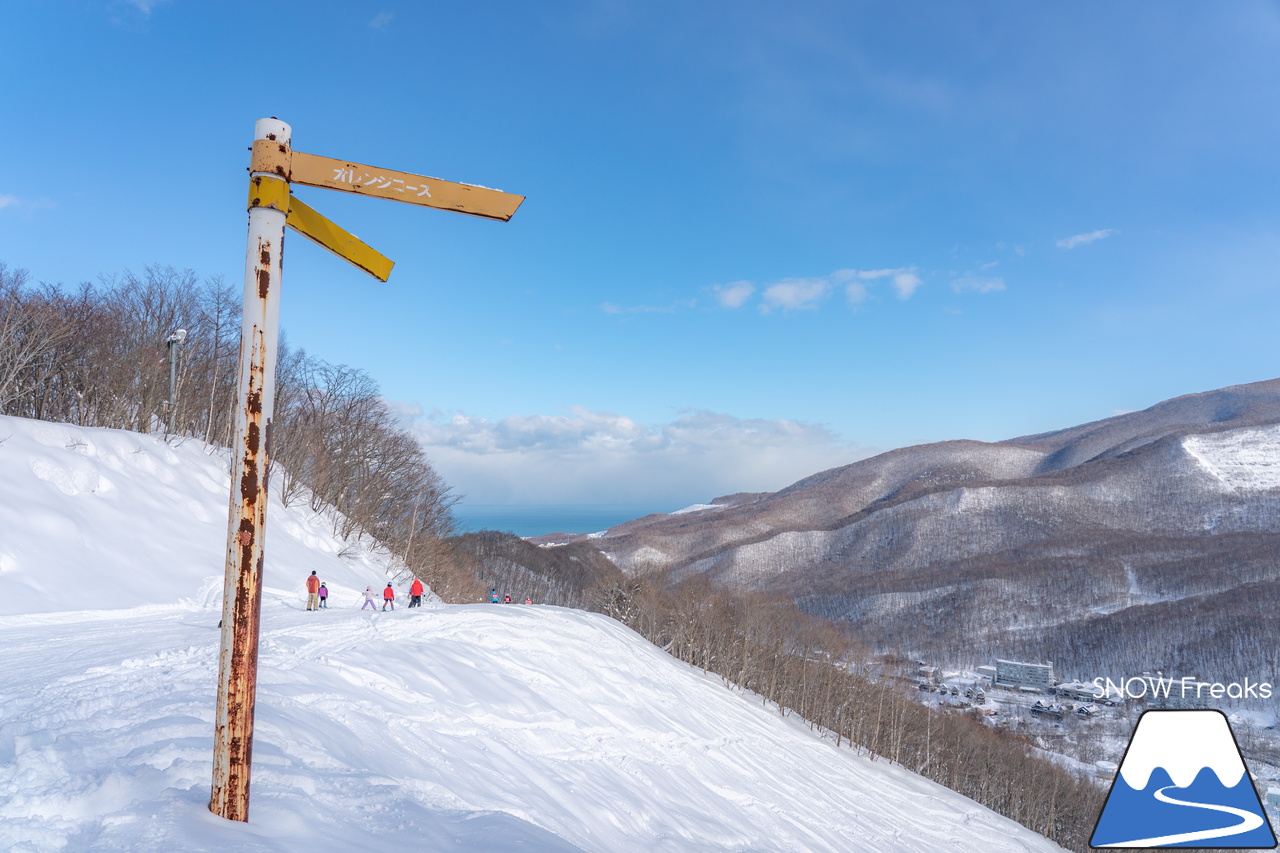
[{"xmin": 1091, "ymin": 709, "xmax": 1277, "ymax": 848}]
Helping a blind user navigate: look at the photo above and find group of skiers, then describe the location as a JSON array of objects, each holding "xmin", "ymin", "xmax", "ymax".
[
  {"xmin": 491, "ymin": 589, "xmax": 533, "ymax": 605},
  {"xmin": 304, "ymin": 571, "xmax": 329, "ymax": 610},
  {"xmin": 306, "ymin": 571, "xmax": 536, "ymax": 610},
  {"xmin": 306, "ymin": 570, "xmax": 425, "ymax": 611}
]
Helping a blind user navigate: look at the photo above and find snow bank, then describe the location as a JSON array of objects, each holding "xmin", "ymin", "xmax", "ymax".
[{"xmin": 0, "ymin": 415, "xmax": 396, "ymax": 616}]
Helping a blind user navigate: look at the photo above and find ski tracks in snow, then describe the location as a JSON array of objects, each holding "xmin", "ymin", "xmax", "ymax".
[
  {"xmin": 0, "ymin": 607, "xmax": 218, "ymax": 849},
  {"xmin": 0, "ymin": 600, "xmax": 1064, "ymax": 852}
]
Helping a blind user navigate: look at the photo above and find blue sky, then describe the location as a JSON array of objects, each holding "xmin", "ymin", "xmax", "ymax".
[{"xmin": 3, "ymin": 1, "xmax": 1279, "ymax": 508}]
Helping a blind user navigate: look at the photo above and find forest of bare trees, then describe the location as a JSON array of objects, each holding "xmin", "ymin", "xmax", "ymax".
[{"xmin": 0, "ymin": 261, "xmax": 459, "ymax": 585}]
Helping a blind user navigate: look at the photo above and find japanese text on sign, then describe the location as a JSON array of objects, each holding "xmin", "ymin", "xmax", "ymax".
[
  {"xmin": 330, "ymin": 167, "xmax": 432, "ymax": 198},
  {"xmin": 290, "ymin": 150, "xmax": 524, "ymax": 221}
]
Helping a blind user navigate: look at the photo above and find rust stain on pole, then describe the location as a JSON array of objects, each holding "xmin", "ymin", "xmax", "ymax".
[{"xmin": 211, "ymin": 118, "xmax": 291, "ymax": 823}]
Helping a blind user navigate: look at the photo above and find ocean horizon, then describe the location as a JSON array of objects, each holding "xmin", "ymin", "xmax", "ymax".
[{"xmin": 452, "ymin": 504, "xmax": 676, "ymax": 539}]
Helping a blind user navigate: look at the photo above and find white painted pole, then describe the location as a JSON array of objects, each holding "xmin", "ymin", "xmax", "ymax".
[{"xmin": 211, "ymin": 117, "xmax": 291, "ymax": 822}]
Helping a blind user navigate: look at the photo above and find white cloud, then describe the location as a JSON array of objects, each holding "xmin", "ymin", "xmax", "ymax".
[
  {"xmin": 890, "ymin": 270, "xmax": 922, "ymax": 299},
  {"xmin": 386, "ymin": 399, "xmax": 424, "ymax": 426},
  {"xmin": 0, "ymin": 195, "xmax": 17, "ymax": 211},
  {"xmin": 617, "ymin": 267, "xmax": 921, "ymax": 317},
  {"xmin": 405, "ymin": 406, "xmax": 871, "ymax": 505},
  {"xmin": 760, "ymin": 277, "xmax": 830, "ymax": 313},
  {"xmin": 712, "ymin": 280, "xmax": 755, "ymax": 308},
  {"xmin": 1056, "ymin": 229, "xmax": 1118, "ymax": 250},
  {"xmin": 832, "ymin": 267, "xmax": 922, "ymax": 303},
  {"xmin": 369, "ymin": 11, "xmax": 394, "ymax": 29},
  {"xmin": 951, "ymin": 275, "xmax": 1006, "ymax": 294}
]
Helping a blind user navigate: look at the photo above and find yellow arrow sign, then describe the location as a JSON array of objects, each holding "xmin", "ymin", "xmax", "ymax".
[
  {"xmin": 291, "ymin": 151, "xmax": 524, "ymax": 222},
  {"xmin": 285, "ymin": 194, "xmax": 394, "ymax": 282}
]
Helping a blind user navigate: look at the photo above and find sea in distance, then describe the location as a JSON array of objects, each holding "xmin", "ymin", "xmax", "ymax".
[{"xmin": 452, "ymin": 504, "xmax": 675, "ymax": 539}]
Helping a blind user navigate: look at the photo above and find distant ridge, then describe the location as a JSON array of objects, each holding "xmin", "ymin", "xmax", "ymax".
[
  {"xmin": 1006, "ymin": 377, "xmax": 1280, "ymax": 474},
  {"xmin": 582, "ymin": 378, "xmax": 1280, "ymax": 677}
]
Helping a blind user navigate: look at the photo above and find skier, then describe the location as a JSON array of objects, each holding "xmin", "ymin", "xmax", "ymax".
[
  {"xmin": 490, "ymin": 589, "xmax": 500, "ymax": 604},
  {"xmin": 503, "ymin": 594, "xmax": 512, "ymax": 604},
  {"xmin": 382, "ymin": 583, "xmax": 396, "ymax": 611},
  {"xmin": 525, "ymin": 597, "xmax": 532, "ymax": 605},
  {"xmin": 318, "ymin": 583, "xmax": 328, "ymax": 608},
  {"xmin": 305, "ymin": 570, "xmax": 321, "ymax": 611},
  {"xmin": 361, "ymin": 586, "xmax": 377, "ymax": 611},
  {"xmin": 409, "ymin": 577, "xmax": 424, "ymax": 608}
]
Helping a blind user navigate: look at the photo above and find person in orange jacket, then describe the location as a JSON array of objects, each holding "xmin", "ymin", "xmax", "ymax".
[
  {"xmin": 305, "ymin": 571, "xmax": 321, "ymax": 611},
  {"xmin": 409, "ymin": 577, "xmax": 424, "ymax": 608},
  {"xmin": 382, "ymin": 582, "xmax": 396, "ymax": 611}
]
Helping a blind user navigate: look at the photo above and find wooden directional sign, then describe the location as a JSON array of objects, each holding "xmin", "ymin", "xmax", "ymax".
[
  {"xmin": 291, "ymin": 151, "xmax": 524, "ymax": 222},
  {"xmin": 246, "ymin": 139, "xmax": 524, "ymax": 281},
  {"xmin": 247, "ymin": 172, "xmax": 393, "ymax": 281},
  {"xmin": 285, "ymin": 195, "xmax": 394, "ymax": 281}
]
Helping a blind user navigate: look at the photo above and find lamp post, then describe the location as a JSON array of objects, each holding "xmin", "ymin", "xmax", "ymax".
[{"xmin": 164, "ymin": 328, "xmax": 187, "ymax": 436}]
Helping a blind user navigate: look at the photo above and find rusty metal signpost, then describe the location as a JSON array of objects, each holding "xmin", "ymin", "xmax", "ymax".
[{"xmin": 210, "ymin": 117, "xmax": 523, "ymax": 822}]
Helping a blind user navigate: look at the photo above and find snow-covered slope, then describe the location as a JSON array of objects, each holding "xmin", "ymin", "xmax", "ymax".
[
  {"xmin": 1182, "ymin": 423, "xmax": 1280, "ymax": 493},
  {"xmin": 0, "ymin": 415, "xmax": 398, "ymax": 615},
  {"xmin": 0, "ymin": 416, "xmax": 1062, "ymax": 852}
]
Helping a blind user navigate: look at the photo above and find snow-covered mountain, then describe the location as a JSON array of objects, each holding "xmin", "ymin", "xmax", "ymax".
[
  {"xmin": 0, "ymin": 415, "xmax": 1063, "ymax": 852},
  {"xmin": 580, "ymin": 379, "xmax": 1280, "ymax": 676}
]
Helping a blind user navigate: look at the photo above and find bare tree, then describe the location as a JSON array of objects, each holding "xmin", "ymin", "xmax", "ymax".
[{"xmin": 0, "ymin": 264, "xmax": 74, "ymax": 411}]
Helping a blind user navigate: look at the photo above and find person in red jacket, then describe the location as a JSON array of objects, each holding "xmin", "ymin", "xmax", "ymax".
[
  {"xmin": 382, "ymin": 583, "xmax": 396, "ymax": 611},
  {"xmin": 408, "ymin": 577, "xmax": 424, "ymax": 608},
  {"xmin": 305, "ymin": 571, "xmax": 321, "ymax": 611}
]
